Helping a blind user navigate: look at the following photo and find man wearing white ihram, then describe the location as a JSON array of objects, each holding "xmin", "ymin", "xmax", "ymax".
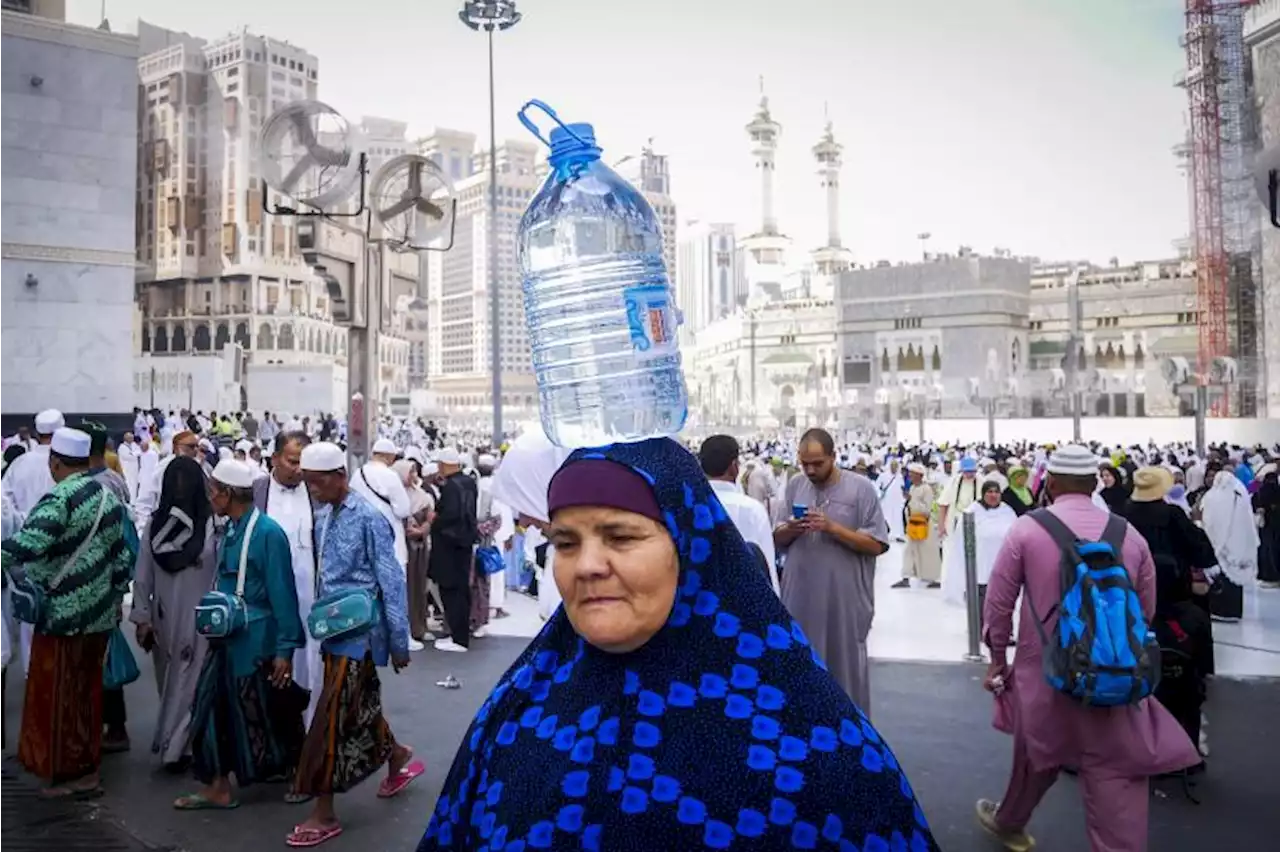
[{"xmin": 2, "ymin": 408, "xmax": 64, "ymax": 673}]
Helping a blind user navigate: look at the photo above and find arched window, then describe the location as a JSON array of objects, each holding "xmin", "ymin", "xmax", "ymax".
[
  {"xmin": 1011, "ymin": 338, "xmax": 1022, "ymax": 373},
  {"xmin": 881, "ymin": 348, "xmax": 891, "ymax": 373},
  {"xmin": 214, "ymin": 323, "xmax": 230, "ymax": 350},
  {"xmin": 153, "ymin": 325, "xmax": 168, "ymax": 353},
  {"xmin": 193, "ymin": 324, "xmax": 212, "ymax": 352},
  {"xmin": 234, "ymin": 322, "xmax": 250, "ymax": 348},
  {"xmin": 257, "ymin": 323, "xmax": 275, "ymax": 350},
  {"xmin": 1133, "ymin": 342, "xmax": 1145, "ymax": 368},
  {"xmin": 172, "ymin": 325, "xmax": 188, "ymax": 352},
  {"xmin": 141, "ymin": 325, "xmax": 151, "ymax": 353},
  {"xmin": 278, "ymin": 323, "xmax": 295, "ymax": 350},
  {"xmin": 930, "ymin": 344, "xmax": 942, "ymax": 371}
]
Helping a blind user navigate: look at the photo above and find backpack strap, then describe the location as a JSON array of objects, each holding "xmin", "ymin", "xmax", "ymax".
[
  {"xmin": 1099, "ymin": 513, "xmax": 1128, "ymax": 562},
  {"xmin": 1024, "ymin": 508, "xmax": 1083, "ymax": 647}
]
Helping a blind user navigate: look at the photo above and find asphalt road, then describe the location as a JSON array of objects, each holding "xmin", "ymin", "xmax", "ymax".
[{"xmin": 3, "ymin": 636, "xmax": 1276, "ymax": 851}]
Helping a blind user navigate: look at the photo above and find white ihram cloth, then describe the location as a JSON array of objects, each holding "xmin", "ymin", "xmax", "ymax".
[
  {"xmin": 135, "ymin": 451, "xmax": 172, "ymax": 532},
  {"xmin": 477, "ymin": 476, "xmax": 515, "ymax": 608},
  {"xmin": 351, "ymin": 460, "xmax": 411, "ymax": 568},
  {"xmin": 941, "ymin": 501, "xmax": 1017, "ymax": 606},
  {"xmin": 490, "ymin": 425, "xmax": 572, "ymax": 621},
  {"xmin": 264, "ymin": 475, "xmax": 323, "ymax": 725},
  {"xmin": 2, "ymin": 445, "xmax": 54, "ymax": 674},
  {"xmin": 875, "ymin": 469, "xmax": 906, "ymax": 540},
  {"xmin": 709, "ymin": 479, "xmax": 779, "ymax": 595},
  {"xmin": 1201, "ymin": 470, "xmax": 1260, "ymax": 586}
]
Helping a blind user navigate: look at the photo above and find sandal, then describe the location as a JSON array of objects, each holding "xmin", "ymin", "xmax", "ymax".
[
  {"xmin": 174, "ymin": 792, "xmax": 240, "ymax": 810},
  {"xmin": 286, "ymin": 823, "xmax": 343, "ymax": 847},
  {"xmin": 377, "ymin": 757, "xmax": 425, "ymax": 798},
  {"xmin": 40, "ymin": 784, "xmax": 104, "ymax": 801},
  {"xmin": 284, "ymin": 791, "xmax": 313, "ymax": 805}
]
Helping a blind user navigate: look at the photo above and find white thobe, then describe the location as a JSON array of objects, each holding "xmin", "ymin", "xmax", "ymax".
[
  {"xmin": 876, "ymin": 471, "xmax": 907, "ymax": 541},
  {"xmin": 2, "ymin": 445, "xmax": 54, "ymax": 673},
  {"xmin": 117, "ymin": 441, "xmax": 143, "ymax": 500},
  {"xmin": 264, "ymin": 477, "xmax": 323, "ymax": 725},
  {"xmin": 134, "ymin": 449, "xmax": 167, "ymax": 531}
]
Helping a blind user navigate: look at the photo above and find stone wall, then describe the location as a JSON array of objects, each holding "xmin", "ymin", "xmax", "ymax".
[
  {"xmin": 1255, "ymin": 35, "xmax": 1280, "ymax": 416},
  {"xmin": 1, "ymin": 12, "xmax": 138, "ymax": 420}
]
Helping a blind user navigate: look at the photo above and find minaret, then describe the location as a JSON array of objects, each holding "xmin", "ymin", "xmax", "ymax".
[
  {"xmin": 741, "ymin": 77, "xmax": 790, "ymax": 306},
  {"xmin": 747, "ymin": 76, "xmax": 781, "ymax": 236},
  {"xmin": 811, "ymin": 107, "xmax": 853, "ymax": 280}
]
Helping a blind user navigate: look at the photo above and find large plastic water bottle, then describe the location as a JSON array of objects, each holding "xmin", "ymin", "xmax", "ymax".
[{"xmin": 516, "ymin": 100, "xmax": 687, "ymax": 448}]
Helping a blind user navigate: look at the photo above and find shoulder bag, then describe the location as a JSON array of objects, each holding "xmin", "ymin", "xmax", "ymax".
[
  {"xmin": 195, "ymin": 509, "xmax": 261, "ymax": 639},
  {"xmin": 307, "ymin": 506, "xmax": 382, "ymax": 642},
  {"xmin": 10, "ymin": 487, "xmax": 109, "ymax": 628}
]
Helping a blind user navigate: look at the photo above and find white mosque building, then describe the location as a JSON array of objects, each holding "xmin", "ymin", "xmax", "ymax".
[{"xmin": 685, "ymin": 85, "xmax": 853, "ymax": 431}]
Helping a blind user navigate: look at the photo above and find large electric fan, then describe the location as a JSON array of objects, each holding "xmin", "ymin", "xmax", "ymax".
[
  {"xmin": 259, "ymin": 100, "xmax": 361, "ymax": 209},
  {"xmin": 370, "ymin": 154, "xmax": 455, "ymax": 251}
]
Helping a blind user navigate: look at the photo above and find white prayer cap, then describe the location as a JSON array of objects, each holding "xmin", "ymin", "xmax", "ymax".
[
  {"xmin": 403, "ymin": 446, "xmax": 426, "ymax": 465},
  {"xmin": 372, "ymin": 438, "xmax": 398, "ymax": 455},
  {"xmin": 199, "ymin": 438, "xmax": 214, "ymax": 452},
  {"xmin": 477, "ymin": 453, "xmax": 497, "ymax": 468},
  {"xmin": 234, "ymin": 439, "xmax": 254, "ymax": 453},
  {"xmin": 218, "ymin": 446, "xmax": 233, "ymax": 462},
  {"xmin": 424, "ymin": 462, "xmax": 439, "ymax": 477},
  {"xmin": 211, "ymin": 459, "xmax": 255, "ymax": 489},
  {"xmin": 1045, "ymin": 444, "xmax": 1099, "ymax": 477},
  {"xmin": 300, "ymin": 441, "xmax": 346, "ymax": 472},
  {"xmin": 35, "ymin": 409, "xmax": 65, "ymax": 435},
  {"xmin": 50, "ymin": 427, "xmax": 91, "ymax": 459},
  {"xmin": 436, "ymin": 447, "xmax": 461, "ymax": 466},
  {"xmin": 907, "ymin": 462, "xmax": 927, "ymax": 475}
]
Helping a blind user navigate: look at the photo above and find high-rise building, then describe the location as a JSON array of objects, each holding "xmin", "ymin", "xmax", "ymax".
[
  {"xmin": 133, "ymin": 25, "xmax": 414, "ymax": 413},
  {"xmin": 676, "ymin": 221, "xmax": 742, "ymax": 344},
  {"xmin": 420, "ymin": 131, "xmax": 541, "ymax": 416},
  {"xmin": 614, "ymin": 142, "xmax": 677, "ymax": 279}
]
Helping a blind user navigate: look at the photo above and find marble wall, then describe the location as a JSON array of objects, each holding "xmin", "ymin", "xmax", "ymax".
[{"xmin": 1, "ymin": 12, "xmax": 138, "ymax": 420}]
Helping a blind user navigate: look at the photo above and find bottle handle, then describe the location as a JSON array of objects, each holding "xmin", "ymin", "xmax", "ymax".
[{"xmin": 518, "ymin": 100, "xmax": 590, "ymax": 150}]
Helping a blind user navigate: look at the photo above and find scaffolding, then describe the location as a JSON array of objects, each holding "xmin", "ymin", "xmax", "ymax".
[{"xmin": 1181, "ymin": 0, "xmax": 1261, "ymax": 416}]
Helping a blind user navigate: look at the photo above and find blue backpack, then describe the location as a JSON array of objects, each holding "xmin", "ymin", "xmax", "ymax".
[{"xmin": 1026, "ymin": 509, "xmax": 1161, "ymax": 707}]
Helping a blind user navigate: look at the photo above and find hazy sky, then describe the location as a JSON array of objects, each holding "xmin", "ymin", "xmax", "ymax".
[{"xmin": 71, "ymin": 0, "xmax": 1191, "ymax": 264}]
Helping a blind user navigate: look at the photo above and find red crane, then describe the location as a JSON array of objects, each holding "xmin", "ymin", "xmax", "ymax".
[{"xmin": 1183, "ymin": 0, "xmax": 1257, "ymax": 415}]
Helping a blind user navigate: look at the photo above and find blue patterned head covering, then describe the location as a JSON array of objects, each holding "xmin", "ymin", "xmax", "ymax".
[{"xmin": 419, "ymin": 438, "xmax": 936, "ymax": 852}]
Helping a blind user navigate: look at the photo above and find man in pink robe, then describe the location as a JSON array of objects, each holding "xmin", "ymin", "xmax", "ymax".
[{"xmin": 978, "ymin": 444, "xmax": 1199, "ymax": 852}]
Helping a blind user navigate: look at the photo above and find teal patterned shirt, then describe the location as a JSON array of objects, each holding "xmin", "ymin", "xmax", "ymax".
[{"xmin": 1, "ymin": 471, "xmax": 133, "ymax": 635}]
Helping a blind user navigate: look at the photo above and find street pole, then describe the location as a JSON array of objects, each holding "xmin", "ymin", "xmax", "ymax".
[
  {"xmin": 461, "ymin": 1, "xmax": 521, "ymax": 446},
  {"xmin": 1195, "ymin": 383, "xmax": 1207, "ymax": 456},
  {"xmin": 1066, "ymin": 270, "xmax": 1083, "ymax": 442},
  {"xmin": 149, "ymin": 366, "xmax": 156, "ymax": 410},
  {"xmin": 487, "ymin": 27, "xmax": 502, "ymax": 445},
  {"xmin": 962, "ymin": 511, "xmax": 984, "ymax": 663},
  {"xmin": 987, "ymin": 398, "xmax": 995, "ymax": 447}
]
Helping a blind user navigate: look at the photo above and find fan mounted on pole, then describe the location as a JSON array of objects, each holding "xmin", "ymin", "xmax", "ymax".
[{"xmin": 369, "ymin": 154, "xmax": 457, "ymax": 252}]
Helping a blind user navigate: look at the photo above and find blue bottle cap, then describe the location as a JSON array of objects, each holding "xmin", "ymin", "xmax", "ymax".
[{"xmin": 548, "ymin": 123, "xmax": 601, "ymax": 167}]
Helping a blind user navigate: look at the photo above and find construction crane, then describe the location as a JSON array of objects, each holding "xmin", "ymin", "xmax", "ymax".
[{"xmin": 1181, "ymin": 0, "xmax": 1258, "ymax": 416}]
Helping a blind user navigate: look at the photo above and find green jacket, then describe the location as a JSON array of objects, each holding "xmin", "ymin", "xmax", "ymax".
[{"xmin": 1, "ymin": 472, "xmax": 133, "ymax": 635}]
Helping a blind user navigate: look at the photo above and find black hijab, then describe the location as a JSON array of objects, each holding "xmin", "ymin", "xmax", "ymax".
[{"xmin": 149, "ymin": 456, "xmax": 211, "ymax": 573}]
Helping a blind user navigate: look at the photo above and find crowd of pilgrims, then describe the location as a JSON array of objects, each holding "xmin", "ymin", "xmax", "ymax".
[{"xmin": 0, "ymin": 405, "xmax": 1277, "ymax": 851}]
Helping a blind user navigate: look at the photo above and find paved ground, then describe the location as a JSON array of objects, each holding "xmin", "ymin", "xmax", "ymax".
[{"xmin": 3, "ymin": 634, "xmax": 1276, "ymax": 851}]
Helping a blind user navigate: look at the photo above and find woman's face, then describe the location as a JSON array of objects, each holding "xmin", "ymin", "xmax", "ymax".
[
  {"xmin": 982, "ymin": 486, "xmax": 1002, "ymax": 508},
  {"xmin": 1100, "ymin": 468, "xmax": 1117, "ymax": 488},
  {"xmin": 549, "ymin": 505, "xmax": 679, "ymax": 654}
]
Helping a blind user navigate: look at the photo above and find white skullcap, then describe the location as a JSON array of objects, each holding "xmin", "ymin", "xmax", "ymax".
[
  {"xmin": 50, "ymin": 427, "xmax": 90, "ymax": 459},
  {"xmin": 436, "ymin": 448, "xmax": 461, "ymax": 466},
  {"xmin": 234, "ymin": 439, "xmax": 254, "ymax": 453},
  {"xmin": 300, "ymin": 441, "xmax": 346, "ymax": 472},
  {"xmin": 1045, "ymin": 444, "xmax": 1099, "ymax": 477},
  {"xmin": 424, "ymin": 462, "xmax": 439, "ymax": 477},
  {"xmin": 477, "ymin": 453, "xmax": 496, "ymax": 467},
  {"xmin": 35, "ymin": 409, "xmax": 65, "ymax": 435},
  {"xmin": 403, "ymin": 446, "xmax": 426, "ymax": 465},
  {"xmin": 211, "ymin": 459, "xmax": 255, "ymax": 489},
  {"xmin": 907, "ymin": 462, "xmax": 927, "ymax": 475},
  {"xmin": 199, "ymin": 438, "xmax": 214, "ymax": 452},
  {"xmin": 372, "ymin": 438, "xmax": 398, "ymax": 455}
]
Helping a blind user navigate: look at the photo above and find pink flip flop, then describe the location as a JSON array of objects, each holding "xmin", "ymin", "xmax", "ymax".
[
  {"xmin": 286, "ymin": 823, "xmax": 343, "ymax": 847},
  {"xmin": 377, "ymin": 759, "xmax": 425, "ymax": 798}
]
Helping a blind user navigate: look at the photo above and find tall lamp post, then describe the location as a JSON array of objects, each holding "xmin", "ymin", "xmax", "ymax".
[{"xmin": 460, "ymin": 0, "xmax": 522, "ymax": 445}]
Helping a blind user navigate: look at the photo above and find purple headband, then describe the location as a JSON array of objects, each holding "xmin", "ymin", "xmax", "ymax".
[{"xmin": 547, "ymin": 459, "xmax": 663, "ymax": 524}]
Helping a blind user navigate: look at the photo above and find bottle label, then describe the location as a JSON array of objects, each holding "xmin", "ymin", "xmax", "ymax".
[{"xmin": 624, "ymin": 285, "xmax": 677, "ymax": 355}]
